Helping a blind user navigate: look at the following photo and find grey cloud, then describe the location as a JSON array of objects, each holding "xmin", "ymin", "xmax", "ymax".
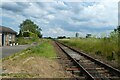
[
  {"xmin": 71, "ymin": 17, "xmax": 90, "ymax": 22},
  {"xmin": 1, "ymin": 2, "xmax": 30, "ymax": 12},
  {"xmin": 49, "ymin": 18, "xmax": 114, "ymax": 33},
  {"xmin": 53, "ymin": 2, "xmax": 69, "ymax": 10}
]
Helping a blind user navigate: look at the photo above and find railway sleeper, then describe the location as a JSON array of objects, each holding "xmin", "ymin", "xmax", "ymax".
[
  {"xmin": 79, "ymin": 61, "xmax": 92, "ymax": 64},
  {"xmin": 97, "ymin": 70, "xmax": 108, "ymax": 73},
  {"xmin": 72, "ymin": 70, "xmax": 81, "ymax": 76},
  {"xmin": 80, "ymin": 63, "xmax": 96, "ymax": 67},
  {"xmin": 88, "ymin": 73, "xmax": 111, "ymax": 78},
  {"xmin": 64, "ymin": 62, "xmax": 74, "ymax": 65},
  {"xmin": 100, "ymin": 73, "xmax": 111, "ymax": 77},
  {"xmin": 70, "ymin": 66, "xmax": 78, "ymax": 68},
  {"xmin": 79, "ymin": 59, "xmax": 91, "ymax": 63},
  {"xmin": 66, "ymin": 67, "xmax": 81, "ymax": 71},
  {"xmin": 85, "ymin": 68, "xmax": 105, "ymax": 70},
  {"xmin": 85, "ymin": 68, "xmax": 108, "ymax": 75},
  {"xmin": 88, "ymin": 70, "xmax": 107, "ymax": 74},
  {"xmin": 107, "ymin": 77, "xmax": 120, "ymax": 80},
  {"xmin": 94, "ymin": 76, "xmax": 120, "ymax": 80}
]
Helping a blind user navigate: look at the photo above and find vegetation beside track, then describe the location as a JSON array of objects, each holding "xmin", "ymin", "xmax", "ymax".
[
  {"xmin": 29, "ymin": 39, "xmax": 57, "ymax": 58},
  {"xmin": 60, "ymin": 37, "xmax": 119, "ymax": 67},
  {"xmin": 2, "ymin": 39, "xmax": 65, "ymax": 78},
  {"xmin": 3, "ymin": 39, "xmax": 56, "ymax": 61}
]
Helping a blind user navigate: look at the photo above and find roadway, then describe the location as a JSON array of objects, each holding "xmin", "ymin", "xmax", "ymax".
[{"xmin": 1, "ymin": 45, "xmax": 31, "ymax": 58}]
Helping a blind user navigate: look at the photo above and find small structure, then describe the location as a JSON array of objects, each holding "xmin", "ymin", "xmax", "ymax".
[
  {"xmin": 75, "ymin": 32, "xmax": 79, "ymax": 38},
  {"xmin": 0, "ymin": 26, "xmax": 17, "ymax": 46},
  {"xmin": 86, "ymin": 34, "xmax": 92, "ymax": 38}
]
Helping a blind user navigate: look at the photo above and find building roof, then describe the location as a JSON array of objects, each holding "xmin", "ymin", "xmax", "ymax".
[{"xmin": 0, "ymin": 26, "xmax": 17, "ymax": 34}]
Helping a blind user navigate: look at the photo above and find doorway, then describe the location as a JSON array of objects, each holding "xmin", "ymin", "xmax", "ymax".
[{"xmin": 2, "ymin": 34, "xmax": 4, "ymax": 46}]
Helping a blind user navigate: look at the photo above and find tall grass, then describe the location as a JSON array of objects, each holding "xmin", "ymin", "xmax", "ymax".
[{"xmin": 61, "ymin": 37, "xmax": 118, "ymax": 61}]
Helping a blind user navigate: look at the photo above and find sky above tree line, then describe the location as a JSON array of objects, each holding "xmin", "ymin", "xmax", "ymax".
[{"xmin": 0, "ymin": 0, "xmax": 119, "ymax": 37}]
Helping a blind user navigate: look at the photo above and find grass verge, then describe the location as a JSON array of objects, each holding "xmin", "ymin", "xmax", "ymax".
[
  {"xmin": 60, "ymin": 38, "xmax": 119, "ymax": 68},
  {"xmin": 2, "ymin": 39, "xmax": 63, "ymax": 78},
  {"xmin": 29, "ymin": 39, "xmax": 56, "ymax": 58},
  {"xmin": 2, "ymin": 39, "xmax": 56, "ymax": 61}
]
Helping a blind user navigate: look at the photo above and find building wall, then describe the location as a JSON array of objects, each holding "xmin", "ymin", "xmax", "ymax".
[
  {"xmin": 5, "ymin": 34, "xmax": 8, "ymax": 46},
  {"xmin": 12, "ymin": 35, "xmax": 15, "ymax": 42},
  {"xmin": 0, "ymin": 33, "xmax": 2, "ymax": 46},
  {"xmin": 0, "ymin": 33, "xmax": 16, "ymax": 46}
]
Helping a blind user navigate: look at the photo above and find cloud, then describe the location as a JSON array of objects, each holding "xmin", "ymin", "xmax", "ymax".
[
  {"xmin": 43, "ymin": 27, "xmax": 75, "ymax": 37},
  {"xmin": 1, "ymin": 2, "xmax": 30, "ymax": 13},
  {"xmin": 0, "ymin": 0, "xmax": 119, "ymax": 37}
]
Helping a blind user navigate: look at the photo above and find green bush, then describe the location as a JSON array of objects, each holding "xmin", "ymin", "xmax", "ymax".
[
  {"xmin": 16, "ymin": 37, "xmax": 39, "ymax": 45},
  {"xmin": 23, "ymin": 31, "xmax": 38, "ymax": 38},
  {"xmin": 23, "ymin": 31, "xmax": 30, "ymax": 37},
  {"xmin": 29, "ymin": 32, "xmax": 37, "ymax": 38}
]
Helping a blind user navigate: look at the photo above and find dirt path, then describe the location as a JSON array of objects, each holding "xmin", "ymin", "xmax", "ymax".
[{"xmin": 3, "ymin": 56, "xmax": 71, "ymax": 78}]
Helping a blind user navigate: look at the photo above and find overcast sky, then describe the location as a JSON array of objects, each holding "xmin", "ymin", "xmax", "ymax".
[{"xmin": 0, "ymin": 0, "xmax": 119, "ymax": 37}]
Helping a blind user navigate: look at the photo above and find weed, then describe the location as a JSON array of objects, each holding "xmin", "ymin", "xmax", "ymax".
[{"xmin": 95, "ymin": 50, "xmax": 102, "ymax": 55}]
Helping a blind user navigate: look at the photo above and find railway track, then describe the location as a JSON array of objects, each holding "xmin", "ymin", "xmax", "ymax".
[{"xmin": 54, "ymin": 40, "xmax": 120, "ymax": 80}]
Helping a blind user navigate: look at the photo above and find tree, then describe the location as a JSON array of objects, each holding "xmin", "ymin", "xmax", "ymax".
[
  {"xmin": 17, "ymin": 30, "xmax": 23, "ymax": 37},
  {"xmin": 19, "ymin": 19, "xmax": 42, "ymax": 38},
  {"xmin": 23, "ymin": 31, "xmax": 30, "ymax": 37},
  {"xmin": 57, "ymin": 36, "xmax": 66, "ymax": 39}
]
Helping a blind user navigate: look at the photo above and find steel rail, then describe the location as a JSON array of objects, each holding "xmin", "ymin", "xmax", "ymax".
[
  {"xmin": 57, "ymin": 40, "xmax": 120, "ymax": 77},
  {"xmin": 54, "ymin": 39, "xmax": 120, "ymax": 80},
  {"xmin": 55, "ymin": 41, "xmax": 96, "ymax": 80}
]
